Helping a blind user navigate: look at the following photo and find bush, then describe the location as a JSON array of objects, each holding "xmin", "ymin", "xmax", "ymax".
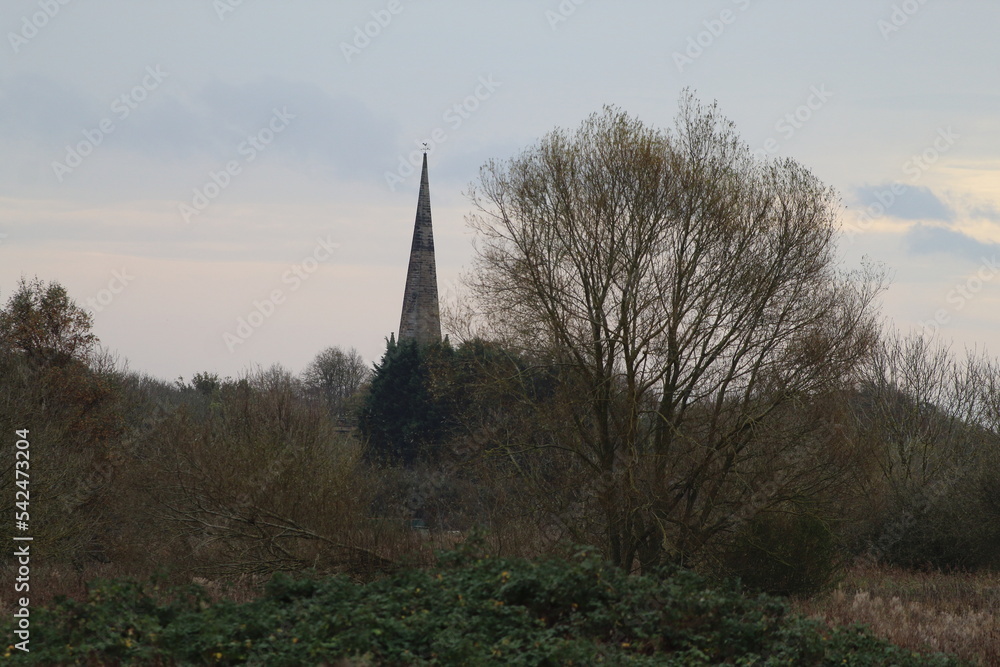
[
  {"xmin": 867, "ymin": 464, "xmax": 1000, "ymax": 571},
  {"xmin": 147, "ymin": 365, "xmax": 389, "ymax": 578},
  {"xmin": 720, "ymin": 508, "xmax": 843, "ymax": 597},
  {"xmin": 1, "ymin": 546, "xmax": 968, "ymax": 665}
]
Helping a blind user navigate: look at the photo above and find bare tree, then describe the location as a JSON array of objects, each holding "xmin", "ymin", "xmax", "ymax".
[
  {"xmin": 301, "ymin": 346, "xmax": 369, "ymax": 420},
  {"xmin": 853, "ymin": 331, "xmax": 984, "ymax": 491},
  {"xmin": 152, "ymin": 365, "xmax": 394, "ymax": 576},
  {"xmin": 846, "ymin": 330, "xmax": 1000, "ymax": 567},
  {"xmin": 464, "ymin": 94, "xmax": 885, "ymax": 570}
]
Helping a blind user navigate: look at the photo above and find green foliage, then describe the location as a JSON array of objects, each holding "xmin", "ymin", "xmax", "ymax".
[
  {"xmin": 721, "ymin": 509, "xmax": 843, "ymax": 598},
  {"xmin": 358, "ymin": 336, "xmax": 456, "ymax": 465},
  {"xmin": 189, "ymin": 371, "xmax": 222, "ymax": 397},
  {"xmin": 1, "ymin": 548, "xmax": 968, "ymax": 665},
  {"xmin": 358, "ymin": 335, "xmax": 554, "ymax": 468}
]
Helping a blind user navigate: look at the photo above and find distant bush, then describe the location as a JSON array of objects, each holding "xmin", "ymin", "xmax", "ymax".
[
  {"xmin": 720, "ymin": 508, "xmax": 843, "ymax": 598},
  {"xmin": 845, "ymin": 331, "xmax": 1000, "ymax": 572},
  {"xmin": 146, "ymin": 365, "xmax": 392, "ymax": 578},
  {"xmin": 2, "ymin": 545, "xmax": 968, "ymax": 665},
  {"xmin": 865, "ymin": 460, "xmax": 1000, "ymax": 572}
]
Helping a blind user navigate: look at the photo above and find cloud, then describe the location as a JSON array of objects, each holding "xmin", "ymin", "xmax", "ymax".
[
  {"xmin": 855, "ymin": 184, "xmax": 954, "ymax": 222},
  {"xmin": 0, "ymin": 74, "xmax": 99, "ymax": 148},
  {"xmin": 0, "ymin": 74, "xmax": 398, "ymax": 179},
  {"xmin": 970, "ymin": 202, "xmax": 1000, "ymax": 222},
  {"xmin": 189, "ymin": 78, "xmax": 399, "ymax": 177},
  {"xmin": 903, "ymin": 223, "xmax": 999, "ymax": 262}
]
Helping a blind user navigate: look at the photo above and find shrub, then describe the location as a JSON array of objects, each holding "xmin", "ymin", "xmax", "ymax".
[
  {"xmin": 720, "ymin": 508, "xmax": 843, "ymax": 597},
  {"xmin": 870, "ymin": 469, "xmax": 1000, "ymax": 572},
  {"xmin": 0, "ymin": 546, "xmax": 968, "ymax": 665},
  {"xmin": 148, "ymin": 365, "xmax": 387, "ymax": 578}
]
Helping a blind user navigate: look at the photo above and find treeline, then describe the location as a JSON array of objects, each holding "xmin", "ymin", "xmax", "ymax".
[
  {"xmin": 2, "ymin": 95, "xmax": 1000, "ymax": 602},
  {"xmin": 1, "ymin": 274, "xmax": 998, "ymax": 601},
  {"xmin": 0, "ymin": 277, "xmax": 390, "ymax": 588},
  {"xmin": 358, "ymin": 329, "xmax": 1000, "ymax": 595}
]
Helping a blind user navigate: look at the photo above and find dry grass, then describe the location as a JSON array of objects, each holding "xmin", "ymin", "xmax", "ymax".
[{"xmin": 797, "ymin": 560, "xmax": 1000, "ymax": 665}]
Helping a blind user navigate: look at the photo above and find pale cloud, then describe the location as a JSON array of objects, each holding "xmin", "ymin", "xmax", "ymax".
[
  {"xmin": 903, "ymin": 223, "xmax": 999, "ymax": 263},
  {"xmin": 0, "ymin": 73, "xmax": 397, "ymax": 185},
  {"xmin": 970, "ymin": 202, "xmax": 1000, "ymax": 222}
]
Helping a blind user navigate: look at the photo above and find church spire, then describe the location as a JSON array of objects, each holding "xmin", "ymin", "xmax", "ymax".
[{"xmin": 398, "ymin": 152, "xmax": 441, "ymax": 345}]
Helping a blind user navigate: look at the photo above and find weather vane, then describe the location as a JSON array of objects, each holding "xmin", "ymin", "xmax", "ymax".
[{"xmin": 422, "ymin": 142, "xmax": 429, "ymax": 154}]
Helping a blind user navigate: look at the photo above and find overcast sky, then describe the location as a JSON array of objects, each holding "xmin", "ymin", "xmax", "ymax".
[{"xmin": 1, "ymin": 1, "xmax": 998, "ymax": 381}]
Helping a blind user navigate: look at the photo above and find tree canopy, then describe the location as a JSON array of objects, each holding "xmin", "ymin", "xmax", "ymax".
[
  {"xmin": 464, "ymin": 93, "xmax": 886, "ymax": 569},
  {"xmin": 301, "ymin": 345, "xmax": 369, "ymax": 419},
  {"xmin": 0, "ymin": 276, "xmax": 97, "ymax": 365}
]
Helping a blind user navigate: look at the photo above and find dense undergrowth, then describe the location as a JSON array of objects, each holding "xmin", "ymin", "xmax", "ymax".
[{"xmin": 1, "ymin": 546, "xmax": 968, "ymax": 666}]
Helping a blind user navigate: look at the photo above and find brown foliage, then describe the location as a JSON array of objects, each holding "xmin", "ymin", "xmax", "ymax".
[
  {"xmin": 0, "ymin": 276, "xmax": 96, "ymax": 366},
  {"xmin": 799, "ymin": 562, "xmax": 1000, "ymax": 665},
  {"xmin": 145, "ymin": 365, "xmax": 425, "ymax": 579},
  {"xmin": 463, "ymin": 93, "xmax": 885, "ymax": 570}
]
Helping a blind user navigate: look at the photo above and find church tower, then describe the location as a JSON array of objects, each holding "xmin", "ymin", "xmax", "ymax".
[{"xmin": 398, "ymin": 152, "xmax": 441, "ymax": 345}]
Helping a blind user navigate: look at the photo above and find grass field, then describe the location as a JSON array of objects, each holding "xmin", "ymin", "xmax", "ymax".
[{"xmin": 797, "ymin": 561, "xmax": 1000, "ymax": 665}]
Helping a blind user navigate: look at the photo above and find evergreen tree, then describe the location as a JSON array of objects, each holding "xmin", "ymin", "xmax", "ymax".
[{"xmin": 358, "ymin": 336, "xmax": 454, "ymax": 466}]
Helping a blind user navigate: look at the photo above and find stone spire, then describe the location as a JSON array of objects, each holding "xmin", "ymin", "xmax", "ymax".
[{"xmin": 398, "ymin": 152, "xmax": 441, "ymax": 345}]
